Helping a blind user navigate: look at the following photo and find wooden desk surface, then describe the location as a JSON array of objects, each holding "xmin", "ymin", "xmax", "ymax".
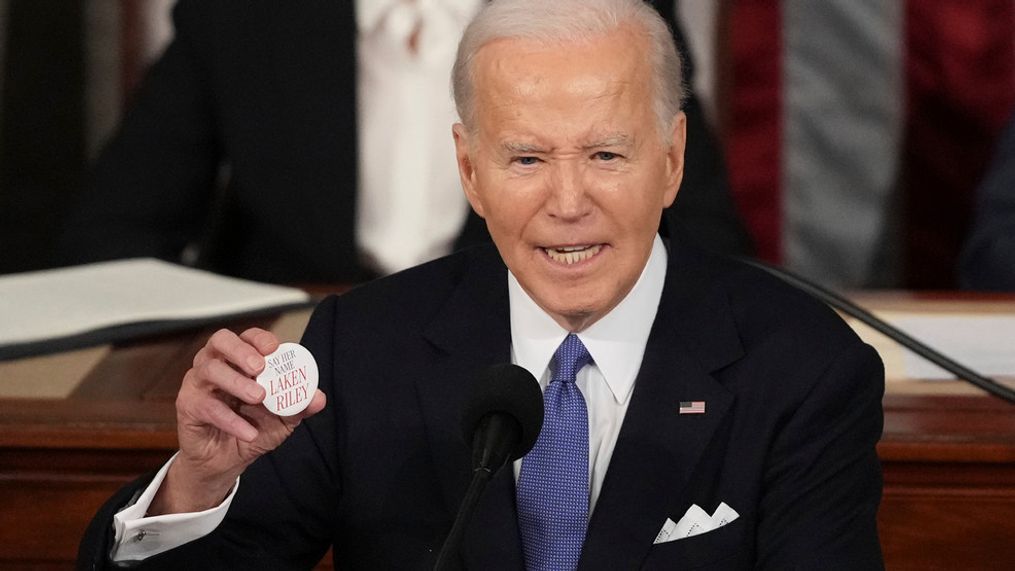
[{"xmin": 0, "ymin": 294, "xmax": 1013, "ymax": 569}]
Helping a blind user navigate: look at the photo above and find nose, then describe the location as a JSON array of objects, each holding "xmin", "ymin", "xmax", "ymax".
[{"xmin": 546, "ymin": 160, "xmax": 592, "ymax": 221}]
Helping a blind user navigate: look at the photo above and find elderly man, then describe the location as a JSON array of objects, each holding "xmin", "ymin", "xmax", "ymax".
[{"xmin": 80, "ymin": 0, "xmax": 884, "ymax": 569}]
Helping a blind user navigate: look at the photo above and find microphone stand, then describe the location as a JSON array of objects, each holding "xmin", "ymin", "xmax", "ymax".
[
  {"xmin": 433, "ymin": 414, "xmax": 521, "ymax": 570},
  {"xmin": 433, "ymin": 466, "xmax": 494, "ymax": 571}
]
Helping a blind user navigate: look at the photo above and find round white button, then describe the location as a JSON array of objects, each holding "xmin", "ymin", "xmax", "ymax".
[{"xmin": 255, "ymin": 342, "xmax": 319, "ymax": 416}]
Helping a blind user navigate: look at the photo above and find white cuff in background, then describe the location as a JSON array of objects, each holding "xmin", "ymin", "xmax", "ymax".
[{"xmin": 110, "ymin": 452, "xmax": 240, "ymax": 562}]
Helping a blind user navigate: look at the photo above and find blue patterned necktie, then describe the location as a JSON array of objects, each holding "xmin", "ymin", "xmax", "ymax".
[{"xmin": 517, "ymin": 333, "xmax": 593, "ymax": 571}]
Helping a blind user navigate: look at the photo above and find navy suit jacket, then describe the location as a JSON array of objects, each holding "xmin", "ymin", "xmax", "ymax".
[
  {"xmin": 58, "ymin": 0, "xmax": 752, "ymax": 284},
  {"xmin": 79, "ymin": 235, "xmax": 884, "ymax": 570}
]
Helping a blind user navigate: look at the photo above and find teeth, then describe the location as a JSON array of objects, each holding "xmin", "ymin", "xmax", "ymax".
[{"xmin": 545, "ymin": 245, "xmax": 602, "ymax": 265}]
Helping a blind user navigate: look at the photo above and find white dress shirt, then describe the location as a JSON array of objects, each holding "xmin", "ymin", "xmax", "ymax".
[
  {"xmin": 110, "ymin": 452, "xmax": 241, "ymax": 561},
  {"xmin": 509, "ymin": 235, "xmax": 667, "ymax": 514},
  {"xmin": 110, "ymin": 236, "xmax": 668, "ymax": 561},
  {"xmin": 355, "ymin": 0, "xmax": 482, "ymax": 274}
]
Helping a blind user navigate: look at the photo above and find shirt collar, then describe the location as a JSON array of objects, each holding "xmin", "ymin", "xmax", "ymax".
[{"xmin": 508, "ymin": 235, "xmax": 668, "ymax": 404}]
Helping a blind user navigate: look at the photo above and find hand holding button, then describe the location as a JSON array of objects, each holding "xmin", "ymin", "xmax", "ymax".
[{"xmin": 149, "ymin": 328, "xmax": 326, "ymax": 515}]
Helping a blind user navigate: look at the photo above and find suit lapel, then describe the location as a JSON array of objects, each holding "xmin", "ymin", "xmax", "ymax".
[
  {"xmin": 580, "ymin": 239, "xmax": 744, "ymax": 569},
  {"xmin": 412, "ymin": 239, "xmax": 746, "ymax": 569},
  {"xmin": 417, "ymin": 248, "xmax": 525, "ymax": 569}
]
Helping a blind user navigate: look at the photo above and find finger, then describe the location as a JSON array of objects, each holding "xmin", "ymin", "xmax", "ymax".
[
  {"xmin": 206, "ymin": 328, "xmax": 265, "ymax": 375},
  {"xmin": 303, "ymin": 389, "xmax": 327, "ymax": 418},
  {"xmin": 191, "ymin": 359, "xmax": 265, "ymax": 404},
  {"xmin": 180, "ymin": 386, "xmax": 259, "ymax": 442},
  {"xmin": 239, "ymin": 328, "xmax": 280, "ymax": 357},
  {"xmin": 244, "ymin": 390, "xmax": 326, "ymax": 433},
  {"xmin": 228, "ymin": 391, "xmax": 327, "ymax": 451},
  {"xmin": 283, "ymin": 390, "xmax": 328, "ymax": 428},
  {"xmin": 191, "ymin": 342, "xmax": 217, "ymax": 368}
]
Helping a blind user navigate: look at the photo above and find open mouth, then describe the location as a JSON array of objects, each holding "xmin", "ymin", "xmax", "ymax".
[{"xmin": 543, "ymin": 244, "xmax": 603, "ymax": 265}]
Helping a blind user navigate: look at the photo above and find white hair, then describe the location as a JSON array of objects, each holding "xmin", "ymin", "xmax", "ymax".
[{"xmin": 451, "ymin": 0, "xmax": 686, "ymax": 138}]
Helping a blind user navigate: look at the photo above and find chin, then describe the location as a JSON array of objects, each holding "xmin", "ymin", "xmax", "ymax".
[{"xmin": 545, "ymin": 297, "xmax": 602, "ymax": 330}]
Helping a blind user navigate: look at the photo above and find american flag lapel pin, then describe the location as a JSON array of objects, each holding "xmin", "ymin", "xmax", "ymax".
[{"xmin": 679, "ymin": 401, "xmax": 706, "ymax": 415}]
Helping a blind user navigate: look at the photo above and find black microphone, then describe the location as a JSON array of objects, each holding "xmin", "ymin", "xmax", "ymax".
[{"xmin": 433, "ymin": 364, "xmax": 543, "ymax": 570}]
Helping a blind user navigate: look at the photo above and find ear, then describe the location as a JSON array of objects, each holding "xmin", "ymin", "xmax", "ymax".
[
  {"xmin": 453, "ymin": 123, "xmax": 486, "ymax": 218},
  {"xmin": 662, "ymin": 111, "xmax": 687, "ymax": 208}
]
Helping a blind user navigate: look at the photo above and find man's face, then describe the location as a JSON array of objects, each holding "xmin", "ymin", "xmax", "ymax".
[{"xmin": 453, "ymin": 25, "xmax": 686, "ymax": 332}]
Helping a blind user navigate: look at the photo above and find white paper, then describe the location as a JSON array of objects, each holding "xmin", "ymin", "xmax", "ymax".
[
  {"xmin": 0, "ymin": 258, "xmax": 309, "ymax": 347},
  {"xmin": 888, "ymin": 315, "xmax": 1015, "ymax": 380}
]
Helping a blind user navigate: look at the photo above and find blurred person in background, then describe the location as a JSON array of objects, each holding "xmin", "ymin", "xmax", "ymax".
[
  {"xmin": 57, "ymin": 0, "xmax": 751, "ymax": 285},
  {"xmin": 960, "ymin": 110, "xmax": 1015, "ymax": 291}
]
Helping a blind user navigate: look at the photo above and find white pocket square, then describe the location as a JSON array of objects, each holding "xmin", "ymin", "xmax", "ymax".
[{"xmin": 653, "ymin": 502, "xmax": 740, "ymax": 544}]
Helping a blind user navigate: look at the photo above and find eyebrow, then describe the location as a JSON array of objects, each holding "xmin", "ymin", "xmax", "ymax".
[
  {"xmin": 501, "ymin": 135, "xmax": 632, "ymax": 155},
  {"xmin": 581, "ymin": 134, "xmax": 632, "ymax": 150},
  {"xmin": 502, "ymin": 142, "xmax": 547, "ymax": 154}
]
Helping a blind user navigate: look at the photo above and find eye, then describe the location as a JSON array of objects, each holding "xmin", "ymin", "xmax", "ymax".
[
  {"xmin": 514, "ymin": 156, "xmax": 540, "ymax": 166},
  {"xmin": 593, "ymin": 151, "xmax": 619, "ymax": 161}
]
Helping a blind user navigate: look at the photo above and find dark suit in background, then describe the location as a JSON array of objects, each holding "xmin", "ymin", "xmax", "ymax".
[
  {"xmin": 0, "ymin": 0, "xmax": 86, "ymax": 275},
  {"xmin": 79, "ymin": 233, "xmax": 883, "ymax": 570},
  {"xmin": 57, "ymin": 0, "xmax": 752, "ymax": 284},
  {"xmin": 960, "ymin": 111, "xmax": 1015, "ymax": 291}
]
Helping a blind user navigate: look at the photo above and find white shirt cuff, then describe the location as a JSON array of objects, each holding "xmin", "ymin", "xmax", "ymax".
[{"xmin": 110, "ymin": 452, "xmax": 240, "ymax": 562}]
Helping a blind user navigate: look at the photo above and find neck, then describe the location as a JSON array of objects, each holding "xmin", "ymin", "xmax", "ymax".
[{"xmin": 552, "ymin": 313, "xmax": 599, "ymax": 334}]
